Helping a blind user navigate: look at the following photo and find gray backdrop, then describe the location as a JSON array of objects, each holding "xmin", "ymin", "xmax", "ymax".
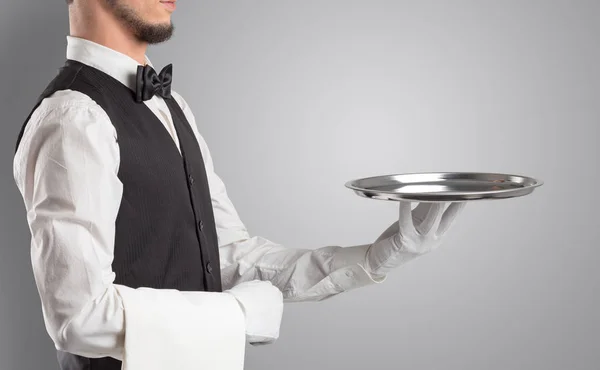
[{"xmin": 1, "ymin": 1, "xmax": 598, "ymax": 369}]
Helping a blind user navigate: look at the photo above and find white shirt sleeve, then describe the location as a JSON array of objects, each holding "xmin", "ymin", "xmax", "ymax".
[
  {"xmin": 13, "ymin": 90, "xmax": 245, "ymax": 362},
  {"xmin": 172, "ymin": 92, "xmax": 385, "ymax": 303}
]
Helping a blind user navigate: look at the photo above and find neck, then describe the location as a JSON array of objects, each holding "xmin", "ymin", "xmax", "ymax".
[{"xmin": 69, "ymin": 4, "xmax": 148, "ymax": 65}]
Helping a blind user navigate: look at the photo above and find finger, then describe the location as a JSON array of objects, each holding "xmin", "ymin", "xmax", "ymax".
[
  {"xmin": 437, "ymin": 202, "xmax": 466, "ymax": 236},
  {"xmin": 415, "ymin": 202, "xmax": 446, "ymax": 235},
  {"xmin": 398, "ymin": 200, "xmax": 415, "ymax": 232},
  {"xmin": 411, "ymin": 202, "xmax": 433, "ymax": 224}
]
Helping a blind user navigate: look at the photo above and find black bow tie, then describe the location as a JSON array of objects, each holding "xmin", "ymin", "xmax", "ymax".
[{"xmin": 135, "ymin": 64, "xmax": 173, "ymax": 103}]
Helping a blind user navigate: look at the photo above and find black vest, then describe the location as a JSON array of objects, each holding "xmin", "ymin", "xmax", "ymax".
[{"xmin": 15, "ymin": 60, "xmax": 222, "ymax": 370}]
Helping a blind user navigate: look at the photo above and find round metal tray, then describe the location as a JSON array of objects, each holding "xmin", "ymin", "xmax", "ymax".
[{"xmin": 345, "ymin": 172, "xmax": 543, "ymax": 202}]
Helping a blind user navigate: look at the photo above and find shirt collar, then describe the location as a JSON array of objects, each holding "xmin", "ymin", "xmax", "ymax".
[{"xmin": 66, "ymin": 35, "xmax": 154, "ymax": 92}]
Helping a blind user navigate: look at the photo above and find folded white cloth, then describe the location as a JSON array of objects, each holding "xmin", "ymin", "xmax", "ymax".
[
  {"xmin": 225, "ymin": 280, "xmax": 284, "ymax": 345},
  {"xmin": 115, "ymin": 285, "xmax": 246, "ymax": 370}
]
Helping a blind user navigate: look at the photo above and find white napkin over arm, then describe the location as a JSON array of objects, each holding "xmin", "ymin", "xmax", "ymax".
[{"xmin": 115, "ymin": 285, "xmax": 246, "ymax": 370}]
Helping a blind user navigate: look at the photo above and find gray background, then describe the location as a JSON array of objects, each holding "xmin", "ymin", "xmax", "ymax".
[{"xmin": 1, "ymin": 1, "xmax": 598, "ymax": 369}]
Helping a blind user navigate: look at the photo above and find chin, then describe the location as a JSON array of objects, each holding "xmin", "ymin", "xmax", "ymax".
[
  {"xmin": 146, "ymin": 15, "xmax": 172, "ymax": 30},
  {"xmin": 156, "ymin": 18, "xmax": 172, "ymax": 27}
]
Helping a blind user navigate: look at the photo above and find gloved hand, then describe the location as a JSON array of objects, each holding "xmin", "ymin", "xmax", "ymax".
[
  {"xmin": 224, "ymin": 280, "xmax": 284, "ymax": 345},
  {"xmin": 365, "ymin": 201, "xmax": 466, "ymax": 278}
]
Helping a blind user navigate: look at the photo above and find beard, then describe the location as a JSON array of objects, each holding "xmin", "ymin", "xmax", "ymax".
[{"xmin": 104, "ymin": 0, "xmax": 174, "ymax": 44}]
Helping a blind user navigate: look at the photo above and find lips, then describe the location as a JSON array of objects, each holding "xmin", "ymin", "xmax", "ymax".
[{"xmin": 160, "ymin": 0, "xmax": 176, "ymax": 11}]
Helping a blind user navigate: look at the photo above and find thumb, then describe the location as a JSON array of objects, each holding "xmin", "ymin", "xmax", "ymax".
[{"xmin": 375, "ymin": 221, "xmax": 399, "ymax": 243}]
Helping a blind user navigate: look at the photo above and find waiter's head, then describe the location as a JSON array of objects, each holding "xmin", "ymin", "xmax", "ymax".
[{"xmin": 67, "ymin": 0, "xmax": 175, "ymax": 45}]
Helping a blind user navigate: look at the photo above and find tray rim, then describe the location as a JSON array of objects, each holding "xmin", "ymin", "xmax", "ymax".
[{"xmin": 344, "ymin": 171, "xmax": 544, "ymax": 197}]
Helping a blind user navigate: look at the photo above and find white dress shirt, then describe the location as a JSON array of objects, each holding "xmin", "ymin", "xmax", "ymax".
[{"xmin": 12, "ymin": 36, "xmax": 380, "ymax": 361}]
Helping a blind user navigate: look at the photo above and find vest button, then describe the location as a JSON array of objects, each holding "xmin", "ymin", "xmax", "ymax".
[
  {"xmin": 188, "ymin": 174, "xmax": 194, "ymax": 184},
  {"xmin": 206, "ymin": 262, "xmax": 213, "ymax": 274},
  {"xmin": 198, "ymin": 220, "xmax": 204, "ymax": 230}
]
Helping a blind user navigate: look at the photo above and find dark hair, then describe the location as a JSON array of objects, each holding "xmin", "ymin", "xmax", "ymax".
[{"xmin": 66, "ymin": 0, "xmax": 73, "ymax": 4}]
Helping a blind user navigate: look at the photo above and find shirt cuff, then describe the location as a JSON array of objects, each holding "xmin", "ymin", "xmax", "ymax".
[{"xmin": 329, "ymin": 244, "xmax": 387, "ymax": 291}]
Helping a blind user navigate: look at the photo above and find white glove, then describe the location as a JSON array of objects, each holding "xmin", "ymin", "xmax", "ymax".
[
  {"xmin": 224, "ymin": 280, "xmax": 284, "ymax": 345},
  {"xmin": 365, "ymin": 201, "xmax": 466, "ymax": 277}
]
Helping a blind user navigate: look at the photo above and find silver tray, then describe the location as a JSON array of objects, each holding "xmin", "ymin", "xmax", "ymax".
[{"xmin": 345, "ymin": 172, "xmax": 543, "ymax": 202}]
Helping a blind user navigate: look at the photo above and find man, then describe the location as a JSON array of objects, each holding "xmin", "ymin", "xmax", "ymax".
[{"xmin": 12, "ymin": 1, "xmax": 465, "ymax": 369}]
